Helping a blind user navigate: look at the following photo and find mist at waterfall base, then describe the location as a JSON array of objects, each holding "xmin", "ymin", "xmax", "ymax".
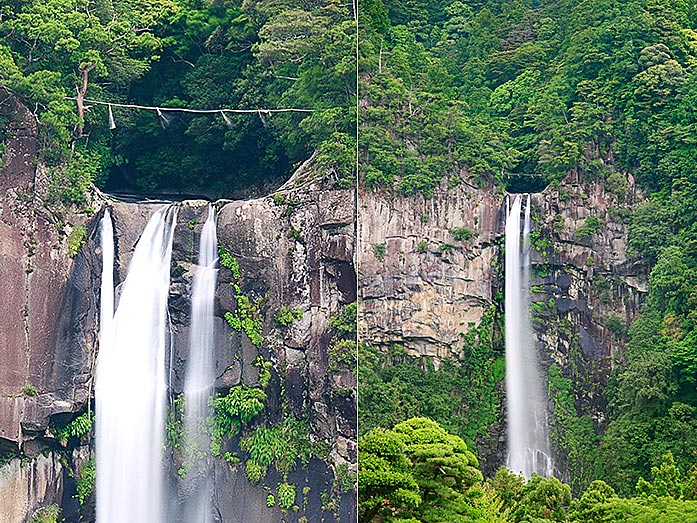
[{"xmin": 504, "ymin": 194, "xmax": 554, "ymax": 480}]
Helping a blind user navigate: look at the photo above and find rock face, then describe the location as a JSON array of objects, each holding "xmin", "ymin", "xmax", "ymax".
[
  {"xmin": 529, "ymin": 176, "xmax": 647, "ymax": 421},
  {"xmin": 0, "ymin": 104, "xmax": 356, "ymax": 521},
  {"xmin": 0, "ymin": 100, "xmax": 99, "ymax": 454},
  {"xmin": 358, "ymin": 183, "xmax": 502, "ymax": 359},
  {"xmin": 0, "ymin": 454, "xmax": 64, "ymax": 523},
  {"xmin": 359, "ymin": 173, "xmax": 647, "ymax": 475}
]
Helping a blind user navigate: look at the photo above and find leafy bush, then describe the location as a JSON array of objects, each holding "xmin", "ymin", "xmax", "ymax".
[
  {"xmin": 452, "ymin": 227, "xmax": 477, "ymax": 242},
  {"xmin": 22, "ymin": 384, "xmax": 38, "ymax": 396},
  {"xmin": 75, "ymin": 460, "xmax": 95, "ymax": 505},
  {"xmin": 277, "ymin": 482, "xmax": 296, "ymax": 511},
  {"xmin": 51, "ymin": 411, "xmax": 94, "ymax": 444},
  {"xmin": 218, "ymin": 246, "xmax": 240, "ymax": 279},
  {"xmin": 576, "ymin": 216, "xmax": 601, "ymax": 241},
  {"xmin": 329, "ymin": 339, "xmax": 357, "ymax": 372},
  {"xmin": 67, "ymin": 225, "xmax": 86, "ymax": 257},
  {"xmin": 240, "ymin": 417, "xmax": 326, "ymax": 482},
  {"xmin": 330, "ymin": 302, "xmax": 357, "ymax": 338},
  {"xmin": 224, "ymin": 286, "xmax": 265, "ymax": 347},
  {"xmin": 274, "ymin": 306, "xmax": 303, "ymax": 328},
  {"xmin": 29, "ymin": 505, "xmax": 59, "ymax": 523},
  {"xmin": 211, "ymin": 386, "xmax": 266, "ymax": 456},
  {"xmin": 373, "ymin": 242, "xmax": 386, "ymax": 260}
]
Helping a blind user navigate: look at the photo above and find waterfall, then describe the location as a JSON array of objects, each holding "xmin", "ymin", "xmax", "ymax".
[
  {"xmin": 182, "ymin": 204, "xmax": 218, "ymax": 523},
  {"xmin": 95, "ymin": 205, "xmax": 178, "ymax": 523},
  {"xmin": 99, "ymin": 209, "xmax": 114, "ymax": 354},
  {"xmin": 505, "ymin": 194, "xmax": 554, "ymax": 479}
]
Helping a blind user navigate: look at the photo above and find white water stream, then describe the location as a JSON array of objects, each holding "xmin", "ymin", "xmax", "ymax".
[
  {"xmin": 182, "ymin": 204, "xmax": 218, "ymax": 523},
  {"xmin": 505, "ymin": 194, "xmax": 554, "ymax": 479},
  {"xmin": 96, "ymin": 205, "xmax": 178, "ymax": 523}
]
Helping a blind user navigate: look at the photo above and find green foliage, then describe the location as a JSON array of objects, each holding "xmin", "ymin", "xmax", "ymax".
[
  {"xmin": 49, "ymin": 149, "xmax": 100, "ymax": 205},
  {"xmin": 636, "ymin": 452, "xmax": 683, "ymax": 499},
  {"xmin": 224, "ymin": 286, "xmax": 265, "ymax": 347},
  {"xmin": 66, "ymin": 224, "xmax": 86, "ymax": 257},
  {"xmin": 219, "ymin": 246, "xmax": 264, "ymax": 346},
  {"xmin": 277, "ymin": 482, "xmax": 296, "ymax": 511},
  {"xmin": 29, "ymin": 505, "xmax": 60, "ymax": 523},
  {"xmin": 359, "ymin": 417, "xmax": 488, "ymax": 523},
  {"xmin": 22, "ymin": 384, "xmax": 38, "ymax": 396},
  {"xmin": 266, "ymin": 494, "xmax": 275, "ymax": 507},
  {"xmin": 274, "ymin": 306, "xmax": 303, "ymax": 328},
  {"xmin": 438, "ymin": 242, "xmax": 454, "ymax": 254},
  {"xmin": 75, "ymin": 459, "xmax": 95, "ymax": 505},
  {"xmin": 358, "ymin": 426, "xmax": 421, "ymax": 522},
  {"xmin": 373, "ymin": 242, "xmax": 386, "ymax": 261},
  {"xmin": 452, "ymin": 227, "xmax": 477, "ymax": 243},
  {"xmin": 359, "ymin": 307, "xmax": 504, "ymax": 448},
  {"xmin": 336, "ymin": 463, "xmax": 356, "ymax": 493},
  {"xmin": 331, "ymin": 302, "xmax": 357, "ymax": 338},
  {"xmin": 218, "ymin": 246, "xmax": 240, "ymax": 279},
  {"xmin": 1, "ymin": 0, "xmax": 355, "ymax": 195},
  {"xmin": 576, "ymin": 216, "xmax": 601, "ymax": 241},
  {"xmin": 51, "ymin": 411, "xmax": 94, "ymax": 444},
  {"xmin": 329, "ymin": 339, "xmax": 357, "ymax": 372},
  {"xmin": 240, "ymin": 417, "xmax": 325, "ymax": 483},
  {"xmin": 211, "ymin": 386, "xmax": 266, "ymax": 456},
  {"xmin": 512, "ymin": 475, "xmax": 571, "ymax": 522},
  {"xmin": 253, "ymin": 355, "xmax": 272, "ymax": 389},
  {"xmin": 416, "ymin": 240, "xmax": 429, "ymax": 253},
  {"xmin": 165, "ymin": 394, "xmax": 184, "ymax": 450}
]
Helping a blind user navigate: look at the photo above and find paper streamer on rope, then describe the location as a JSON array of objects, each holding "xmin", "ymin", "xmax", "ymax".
[
  {"xmin": 221, "ymin": 111, "xmax": 233, "ymax": 129},
  {"xmin": 257, "ymin": 109, "xmax": 268, "ymax": 128},
  {"xmin": 156, "ymin": 108, "xmax": 173, "ymax": 129},
  {"xmin": 108, "ymin": 104, "xmax": 116, "ymax": 130}
]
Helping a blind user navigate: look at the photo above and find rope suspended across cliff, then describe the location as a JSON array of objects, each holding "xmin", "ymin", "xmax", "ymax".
[
  {"xmin": 66, "ymin": 96, "xmax": 315, "ymax": 130},
  {"xmin": 68, "ymin": 98, "xmax": 315, "ymax": 114}
]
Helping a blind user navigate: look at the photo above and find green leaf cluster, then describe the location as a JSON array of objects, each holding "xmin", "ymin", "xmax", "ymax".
[
  {"xmin": 51, "ymin": 411, "xmax": 94, "ymax": 444},
  {"xmin": 239, "ymin": 416, "xmax": 326, "ymax": 483},
  {"xmin": 210, "ymin": 386, "xmax": 266, "ymax": 457}
]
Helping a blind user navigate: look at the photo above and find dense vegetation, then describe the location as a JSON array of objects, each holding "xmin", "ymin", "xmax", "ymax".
[
  {"xmin": 358, "ymin": 0, "xmax": 697, "ymax": 513},
  {"xmin": 359, "ymin": 307, "xmax": 505, "ymax": 471},
  {"xmin": 0, "ymin": 0, "xmax": 355, "ymax": 198},
  {"xmin": 359, "ymin": 0, "xmax": 697, "ymax": 196},
  {"xmin": 359, "ymin": 418, "xmax": 697, "ymax": 523}
]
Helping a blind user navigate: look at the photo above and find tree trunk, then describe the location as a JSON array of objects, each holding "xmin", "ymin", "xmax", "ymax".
[{"xmin": 74, "ymin": 63, "xmax": 96, "ymax": 136}]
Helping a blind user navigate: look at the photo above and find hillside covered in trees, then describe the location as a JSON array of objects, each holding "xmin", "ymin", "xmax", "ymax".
[
  {"xmin": 358, "ymin": 0, "xmax": 697, "ymax": 518},
  {"xmin": 0, "ymin": 0, "xmax": 356, "ymax": 198}
]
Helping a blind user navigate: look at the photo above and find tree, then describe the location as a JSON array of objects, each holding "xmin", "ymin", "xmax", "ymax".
[{"xmin": 358, "ymin": 427, "xmax": 420, "ymax": 523}]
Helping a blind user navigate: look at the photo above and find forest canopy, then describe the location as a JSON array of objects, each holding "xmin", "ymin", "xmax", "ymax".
[
  {"xmin": 0, "ymin": 0, "xmax": 356, "ymax": 198},
  {"xmin": 359, "ymin": 0, "xmax": 697, "ymax": 196}
]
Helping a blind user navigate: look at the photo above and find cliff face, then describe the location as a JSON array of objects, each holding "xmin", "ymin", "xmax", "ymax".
[
  {"xmin": 0, "ymin": 101, "xmax": 98, "ymax": 457},
  {"xmin": 358, "ymin": 183, "xmax": 502, "ymax": 359},
  {"xmin": 0, "ymin": 106, "xmax": 356, "ymax": 522},
  {"xmin": 358, "ymin": 173, "xmax": 647, "ymax": 475}
]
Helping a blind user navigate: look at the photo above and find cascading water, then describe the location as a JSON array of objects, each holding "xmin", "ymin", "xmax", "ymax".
[
  {"xmin": 95, "ymin": 205, "xmax": 178, "ymax": 523},
  {"xmin": 182, "ymin": 204, "xmax": 218, "ymax": 523},
  {"xmin": 505, "ymin": 194, "xmax": 554, "ymax": 479},
  {"xmin": 99, "ymin": 209, "xmax": 114, "ymax": 354}
]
